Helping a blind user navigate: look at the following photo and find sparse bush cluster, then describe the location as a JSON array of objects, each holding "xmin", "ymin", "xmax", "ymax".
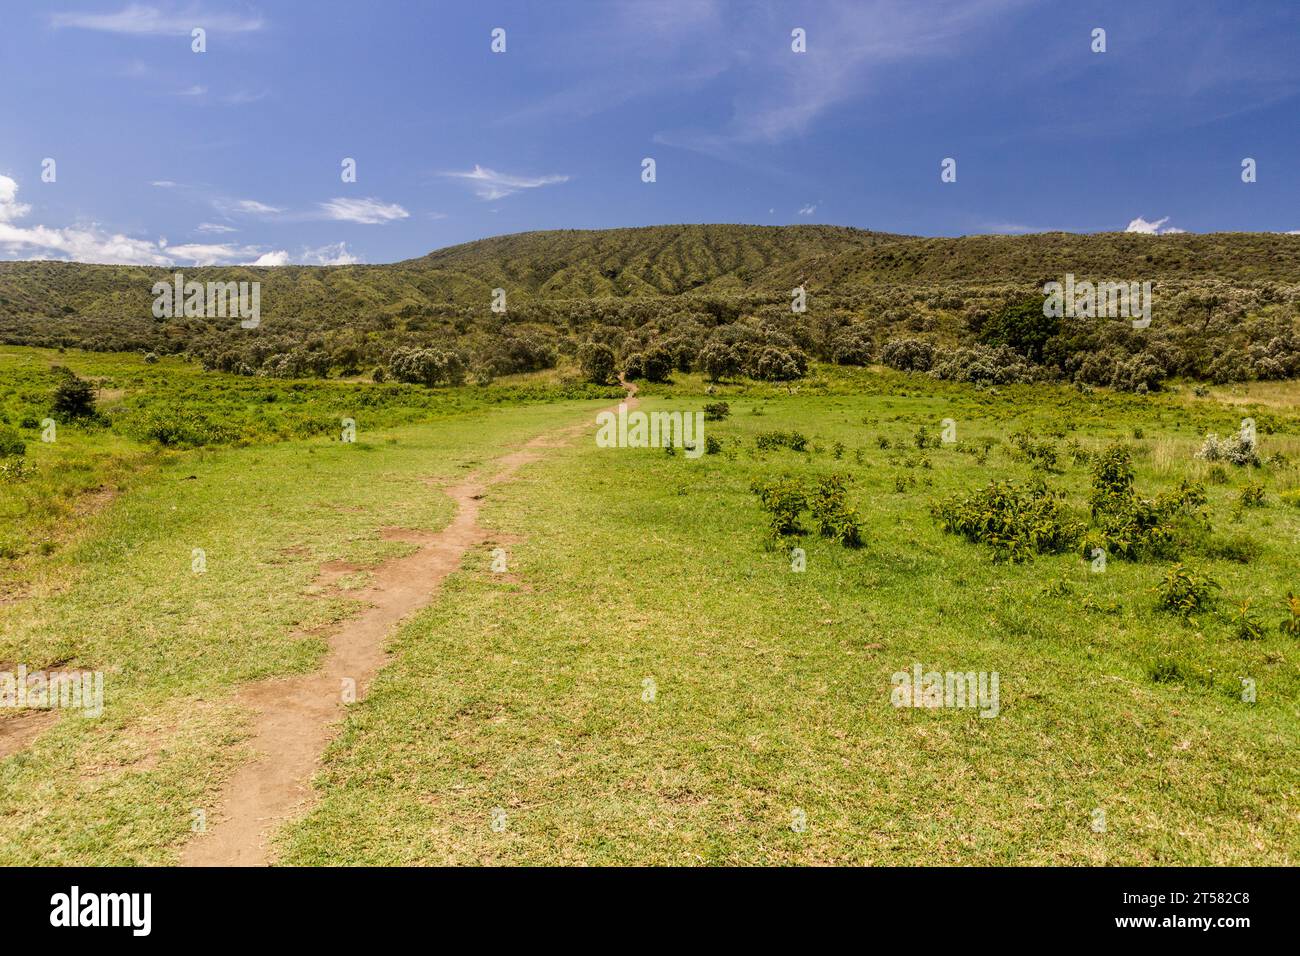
[
  {"xmin": 932, "ymin": 478, "xmax": 1082, "ymax": 563},
  {"xmin": 751, "ymin": 472, "xmax": 863, "ymax": 547}
]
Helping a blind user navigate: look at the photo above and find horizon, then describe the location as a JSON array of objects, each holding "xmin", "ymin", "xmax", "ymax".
[
  {"xmin": 2, "ymin": 1, "xmax": 1299, "ymax": 267},
  {"xmin": 6, "ymin": 221, "xmax": 1300, "ymax": 273}
]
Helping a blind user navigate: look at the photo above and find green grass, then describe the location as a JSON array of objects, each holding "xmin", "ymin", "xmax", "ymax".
[
  {"xmin": 280, "ymin": 376, "xmax": 1299, "ymax": 865},
  {"xmin": 0, "ymin": 346, "xmax": 610, "ymax": 863},
  {"xmin": 2, "ymin": 349, "xmax": 1297, "ymax": 864}
]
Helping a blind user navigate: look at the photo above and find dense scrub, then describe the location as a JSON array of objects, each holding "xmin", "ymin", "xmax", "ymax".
[{"xmin": 3, "ymin": 226, "xmax": 1299, "ymax": 392}]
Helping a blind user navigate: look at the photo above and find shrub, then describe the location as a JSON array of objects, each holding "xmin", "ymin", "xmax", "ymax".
[
  {"xmin": 52, "ymin": 368, "xmax": 97, "ymax": 419},
  {"xmin": 933, "ymin": 479, "xmax": 1082, "ymax": 563},
  {"xmin": 0, "ymin": 458, "xmax": 35, "ymax": 483},
  {"xmin": 577, "ymin": 341, "xmax": 616, "ymax": 385},
  {"xmin": 1009, "ymin": 431, "xmax": 1059, "ymax": 471},
  {"xmin": 1280, "ymin": 592, "xmax": 1300, "ymax": 636},
  {"xmin": 1239, "ymin": 482, "xmax": 1266, "ymax": 507},
  {"xmin": 0, "ymin": 426, "xmax": 26, "ymax": 458},
  {"xmin": 621, "ymin": 352, "xmax": 645, "ymax": 380},
  {"xmin": 127, "ymin": 407, "xmax": 236, "ymax": 447},
  {"xmin": 977, "ymin": 299, "xmax": 1057, "ymax": 362},
  {"xmin": 1229, "ymin": 599, "xmax": 1265, "ymax": 640},
  {"xmin": 929, "ymin": 344, "xmax": 1035, "ymax": 385},
  {"xmin": 704, "ymin": 435, "xmax": 722, "ymax": 455},
  {"xmin": 1197, "ymin": 431, "xmax": 1259, "ymax": 466},
  {"xmin": 751, "ymin": 477, "xmax": 807, "ymax": 537},
  {"xmin": 880, "ymin": 338, "xmax": 935, "ymax": 372},
  {"xmin": 755, "ymin": 430, "xmax": 808, "ymax": 452},
  {"xmin": 808, "ymin": 473, "xmax": 863, "ymax": 547},
  {"xmin": 641, "ymin": 345, "xmax": 675, "ymax": 383},
  {"xmin": 829, "ymin": 327, "xmax": 874, "ymax": 366},
  {"xmin": 388, "ymin": 346, "xmax": 466, "ymax": 387},
  {"xmin": 753, "ymin": 346, "xmax": 807, "ymax": 381},
  {"xmin": 703, "ymin": 402, "xmax": 730, "ymax": 422},
  {"xmin": 1152, "ymin": 563, "xmax": 1219, "ymax": 617},
  {"xmin": 698, "ymin": 342, "xmax": 741, "ymax": 382},
  {"xmin": 1088, "ymin": 443, "xmax": 1135, "ymax": 516}
]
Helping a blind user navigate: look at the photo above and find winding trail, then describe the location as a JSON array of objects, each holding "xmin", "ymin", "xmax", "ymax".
[{"xmin": 182, "ymin": 390, "xmax": 635, "ymax": 866}]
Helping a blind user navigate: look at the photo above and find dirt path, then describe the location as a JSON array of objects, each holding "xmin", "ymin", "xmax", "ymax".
[{"xmin": 182, "ymin": 393, "xmax": 635, "ymax": 866}]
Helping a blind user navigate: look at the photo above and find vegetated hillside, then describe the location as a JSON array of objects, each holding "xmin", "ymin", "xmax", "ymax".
[{"xmin": 1, "ymin": 224, "xmax": 1299, "ymax": 391}]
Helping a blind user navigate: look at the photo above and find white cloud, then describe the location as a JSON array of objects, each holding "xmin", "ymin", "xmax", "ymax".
[
  {"xmin": 195, "ymin": 222, "xmax": 236, "ymax": 234},
  {"xmin": 301, "ymin": 242, "xmax": 360, "ymax": 265},
  {"xmin": 175, "ymin": 85, "xmax": 207, "ymax": 97},
  {"xmin": 0, "ymin": 174, "xmax": 171, "ymax": 264},
  {"xmin": 249, "ymin": 250, "xmax": 290, "ymax": 266},
  {"xmin": 51, "ymin": 5, "xmax": 264, "ymax": 36},
  {"xmin": 229, "ymin": 199, "xmax": 283, "ymax": 216},
  {"xmin": 166, "ymin": 242, "xmax": 265, "ymax": 265},
  {"xmin": 317, "ymin": 197, "xmax": 409, "ymax": 224},
  {"xmin": 797, "ymin": 204, "xmax": 817, "ymax": 216},
  {"xmin": 440, "ymin": 165, "xmax": 570, "ymax": 201},
  {"xmin": 0, "ymin": 176, "xmax": 33, "ymax": 222},
  {"xmin": 1125, "ymin": 216, "xmax": 1183, "ymax": 235},
  {"xmin": 150, "ymin": 180, "xmax": 178, "ymax": 188}
]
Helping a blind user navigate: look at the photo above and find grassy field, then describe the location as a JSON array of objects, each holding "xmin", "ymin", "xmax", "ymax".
[
  {"xmin": 2, "ymin": 348, "xmax": 1297, "ymax": 864},
  {"xmin": 281, "ymin": 373, "xmax": 1298, "ymax": 864}
]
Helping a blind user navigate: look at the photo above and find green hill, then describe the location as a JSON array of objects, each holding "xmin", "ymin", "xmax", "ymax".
[{"xmin": 1, "ymin": 224, "xmax": 1298, "ymax": 390}]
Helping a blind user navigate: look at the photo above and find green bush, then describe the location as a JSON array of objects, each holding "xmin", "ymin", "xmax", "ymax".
[
  {"xmin": 933, "ymin": 478, "xmax": 1082, "ymax": 563},
  {"xmin": 755, "ymin": 430, "xmax": 808, "ymax": 452},
  {"xmin": 703, "ymin": 402, "xmax": 730, "ymax": 422},
  {"xmin": 1239, "ymin": 482, "xmax": 1266, "ymax": 508},
  {"xmin": 808, "ymin": 473, "xmax": 863, "ymax": 547},
  {"xmin": 126, "ymin": 407, "xmax": 237, "ymax": 447},
  {"xmin": 0, "ymin": 426, "xmax": 26, "ymax": 458},
  {"xmin": 577, "ymin": 342, "xmax": 616, "ymax": 385},
  {"xmin": 751, "ymin": 477, "xmax": 807, "ymax": 538},
  {"xmin": 1152, "ymin": 563, "xmax": 1219, "ymax": 617},
  {"xmin": 52, "ymin": 368, "xmax": 97, "ymax": 419}
]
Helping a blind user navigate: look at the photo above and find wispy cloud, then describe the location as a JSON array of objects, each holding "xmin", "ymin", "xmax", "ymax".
[
  {"xmin": 51, "ymin": 5, "xmax": 264, "ymax": 36},
  {"xmin": 654, "ymin": 0, "xmax": 1027, "ymax": 156},
  {"xmin": 224, "ymin": 89, "xmax": 270, "ymax": 106},
  {"xmin": 797, "ymin": 203, "xmax": 818, "ymax": 216},
  {"xmin": 440, "ymin": 165, "xmax": 570, "ymax": 201},
  {"xmin": 163, "ymin": 241, "xmax": 265, "ymax": 265},
  {"xmin": 317, "ymin": 197, "xmax": 409, "ymax": 224},
  {"xmin": 215, "ymin": 198, "xmax": 283, "ymax": 217},
  {"xmin": 195, "ymin": 222, "xmax": 237, "ymax": 234}
]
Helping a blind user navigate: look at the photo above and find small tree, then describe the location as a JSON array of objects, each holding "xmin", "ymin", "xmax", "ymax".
[
  {"xmin": 52, "ymin": 368, "xmax": 96, "ymax": 419},
  {"xmin": 698, "ymin": 342, "xmax": 741, "ymax": 382},
  {"xmin": 577, "ymin": 342, "xmax": 616, "ymax": 384}
]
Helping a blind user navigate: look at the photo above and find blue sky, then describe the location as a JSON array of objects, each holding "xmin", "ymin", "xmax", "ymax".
[{"xmin": 1, "ymin": 0, "xmax": 1297, "ymax": 266}]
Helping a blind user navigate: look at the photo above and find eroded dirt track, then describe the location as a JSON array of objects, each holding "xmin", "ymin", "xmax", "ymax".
[{"xmin": 182, "ymin": 396, "xmax": 634, "ymax": 866}]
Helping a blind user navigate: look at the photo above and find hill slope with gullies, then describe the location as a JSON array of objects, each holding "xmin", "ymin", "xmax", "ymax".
[{"xmin": 1, "ymin": 224, "xmax": 1299, "ymax": 391}]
